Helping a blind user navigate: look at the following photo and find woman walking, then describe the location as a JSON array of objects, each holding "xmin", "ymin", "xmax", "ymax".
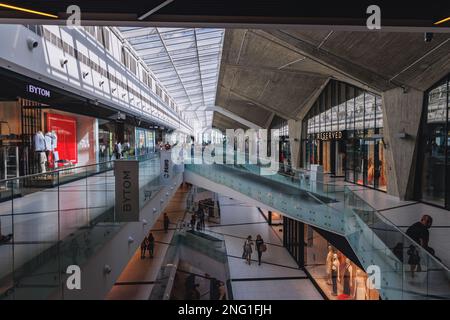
[
  {"xmin": 147, "ymin": 232, "xmax": 155, "ymax": 258},
  {"xmin": 140, "ymin": 236, "xmax": 148, "ymax": 259},
  {"xmin": 255, "ymin": 234, "xmax": 266, "ymax": 266},
  {"xmin": 242, "ymin": 235, "xmax": 254, "ymax": 265}
]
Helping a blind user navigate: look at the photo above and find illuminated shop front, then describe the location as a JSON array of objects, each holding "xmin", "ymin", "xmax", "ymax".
[
  {"xmin": 304, "ymin": 225, "xmax": 380, "ymax": 300},
  {"xmin": 135, "ymin": 127, "xmax": 156, "ymax": 155},
  {"xmin": 418, "ymin": 74, "xmax": 450, "ymax": 208},
  {"xmin": 303, "ymin": 80, "xmax": 387, "ymax": 191}
]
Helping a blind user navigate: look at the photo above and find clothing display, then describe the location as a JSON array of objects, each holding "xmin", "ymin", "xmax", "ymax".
[
  {"xmin": 34, "ymin": 131, "xmax": 46, "ymax": 152},
  {"xmin": 44, "ymin": 131, "xmax": 57, "ymax": 151},
  {"xmin": 34, "ymin": 131, "xmax": 47, "ymax": 173},
  {"xmin": 343, "ymin": 263, "xmax": 352, "ymax": 295},
  {"xmin": 354, "ymin": 273, "xmax": 367, "ymax": 300},
  {"xmin": 326, "ymin": 247, "xmax": 334, "ymax": 284},
  {"xmin": 331, "ymin": 269, "xmax": 338, "ymax": 295},
  {"xmin": 331, "ymin": 254, "xmax": 340, "ymax": 296}
]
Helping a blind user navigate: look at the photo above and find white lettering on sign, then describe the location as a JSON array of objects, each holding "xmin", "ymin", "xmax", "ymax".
[
  {"xmin": 26, "ymin": 84, "xmax": 51, "ymax": 98},
  {"xmin": 122, "ymin": 170, "xmax": 132, "ymax": 212},
  {"xmin": 312, "ymin": 131, "xmax": 343, "ymax": 141}
]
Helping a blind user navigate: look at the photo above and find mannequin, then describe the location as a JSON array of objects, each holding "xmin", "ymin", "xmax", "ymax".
[
  {"xmin": 326, "ymin": 246, "xmax": 334, "ymax": 285},
  {"xmin": 331, "ymin": 253, "xmax": 340, "ymax": 296},
  {"xmin": 343, "ymin": 258, "xmax": 353, "ymax": 296},
  {"xmin": 34, "ymin": 130, "xmax": 47, "ymax": 173},
  {"xmin": 353, "ymin": 269, "xmax": 368, "ymax": 300},
  {"xmin": 45, "ymin": 130, "xmax": 58, "ymax": 169}
]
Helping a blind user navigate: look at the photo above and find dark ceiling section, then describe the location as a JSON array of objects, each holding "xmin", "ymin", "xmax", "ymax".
[
  {"xmin": 0, "ymin": 1, "xmax": 448, "ymax": 27},
  {"xmin": 212, "ymin": 112, "xmax": 249, "ymax": 131},
  {"xmin": 215, "ymin": 27, "xmax": 450, "ymax": 124}
]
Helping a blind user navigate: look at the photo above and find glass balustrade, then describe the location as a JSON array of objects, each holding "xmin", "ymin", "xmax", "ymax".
[
  {"xmin": 184, "ymin": 151, "xmax": 450, "ymax": 300},
  {"xmin": 0, "ymin": 153, "xmax": 168, "ymax": 300}
]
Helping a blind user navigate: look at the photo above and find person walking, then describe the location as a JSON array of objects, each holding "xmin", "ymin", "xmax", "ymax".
[
  {"xmin": 255, "ymin": 234, "xmax": 266, "ymax": 266},
  {"xmin": 147, "ymin": 233, "xmax": 155, "ymax": 258},
  {"xmin": 242, "ymin": 235, "xmax": 254, "ymax": 265},
  {"xmin": 190, "ymin": 212, "xmax": 197, "ymax": 231},
  {"xmin": 163, "ymin": 213, "xmax": 170, "ymax": 233},
  {"xmin": 218, "ymin": 281, "xmax": 227, "ymax": 300},
  {"xmin": 140, "ymin": 237, "xmax": 148, "ymax": 259}
]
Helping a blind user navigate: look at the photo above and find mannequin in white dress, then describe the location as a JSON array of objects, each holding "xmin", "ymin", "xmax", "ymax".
[
  {"xmin": 353, "ymin": 269, "xmax": 368, "ymax": 300},
  {"xmin": 326, "ymin": 246, "xmax": 334, "ymax": 285}
]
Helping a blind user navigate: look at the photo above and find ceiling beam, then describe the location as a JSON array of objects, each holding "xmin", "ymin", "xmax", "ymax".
[
  {"xmin": 224, "ymin": 62, "xmax": 329, "ymax": 79},
  {"xmin": 252, "ymin": 29, "xmax": 396, "ymax": 93},
  {"xmin": 207, "ymin": 106, "xmax": 262, "ymax": 129},
  {"xmin": 226, "ymin": 86, "xmax": 298, "ymax": 120}
]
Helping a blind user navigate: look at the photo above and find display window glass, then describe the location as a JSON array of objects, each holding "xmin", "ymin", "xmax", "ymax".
[
  {"xmin": 304, "ymin": 226, "xmax": 380, "ymax": 300},
  {"xmin": 420, "ymin": 76, "xmax": 449, "ymax": 208},
  {"xmin": 304, "ymin": 80, "xmax": 386, "ymax": 191}
]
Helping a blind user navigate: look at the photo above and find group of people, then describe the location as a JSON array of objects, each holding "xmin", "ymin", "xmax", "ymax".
[
  {"xmin": 242, "ymin": 234, "xmax": 266, "ymax": 265},
  {"xmin": 113, "ymin": 141, "xmax": 131, "ymax": 160},
  {"xmin": 184, "ymin": 273, "xmax": 226, "ymax": 300},
  {"xmin": 190, "ymin": 209, "xmax": 206, "ymax": 231},
  {"xmin": 140, "ymin": 232, "xmax": 155, "ymax": 259}
]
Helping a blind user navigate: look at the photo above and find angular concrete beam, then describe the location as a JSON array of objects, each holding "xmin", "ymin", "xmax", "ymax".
[
  {"xmin": 255, "ymin": 30, "xmax": 396, "ymax": 93},
  {"xmin": 208, "ymin": 106, "xmax": 262, "ymax": 129},
  {"xmin": 382, "ymin": 87, "xmax": 424, "ymax": 200}
]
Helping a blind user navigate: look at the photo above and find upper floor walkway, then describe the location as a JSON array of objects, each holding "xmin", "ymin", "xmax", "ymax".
[{"xmin": 183, "ymin": 158, "xmax": 450, "ymax": 300}]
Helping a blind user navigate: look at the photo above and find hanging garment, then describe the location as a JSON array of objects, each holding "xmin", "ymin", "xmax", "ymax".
[
  {"xmin": 331, "ymin": 269, "xmax": 338, "ymax": 295},
  {"xmin": 343, "ymin": 265, "xmax": 351, "ymax": 295}
]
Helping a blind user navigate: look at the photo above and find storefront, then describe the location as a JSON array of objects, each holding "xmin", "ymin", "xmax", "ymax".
[
  {"xmin": 303, "ymin": 80, "xmax": 387, "ymax": 191},
  {"xmin": 418, "ymin": 73, "xmax": 449, "ymax": 208},
  {"xmin": 303, "ymin": 225, "xmax": 380, "ymax": 300},
  {"xmin": 135, "ymin": 127, "xmax": 156, "ymax": 155},
  {"xmin": 0, "ymin": 96, "xmax": 99, "ymax": 175}
]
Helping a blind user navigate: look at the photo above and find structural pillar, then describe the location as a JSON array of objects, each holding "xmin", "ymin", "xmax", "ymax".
[
  {"xmin": 382, "ymin": 87, "xmax": 424, "ymax": 200},
  {"xmin": 288, "ymin": 119, "xmax": 302, "ymax": 169}
]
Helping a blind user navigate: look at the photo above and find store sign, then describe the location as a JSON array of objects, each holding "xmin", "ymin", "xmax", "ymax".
[
  {"xmin": 313, "ymin": 131, "xmax": 343, "ymax": 141},
  {"xmin": 26, "ymin": 84, "xmax": 51, "ymax": 98},
  {"xmin": 114, "ymin": 160, "xmax": 139, "ymax": 222}
]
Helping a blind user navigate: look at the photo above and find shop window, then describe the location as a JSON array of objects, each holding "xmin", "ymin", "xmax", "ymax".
[
  {"xmin": 420, "ymin": 77, "xmax": 449, "ymax": 207},
  {"xmin": 304, "ymin": 226, "xmax": 380, "ymax": 300}
]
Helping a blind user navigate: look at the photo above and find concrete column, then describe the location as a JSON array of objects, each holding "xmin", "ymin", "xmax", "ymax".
[
  {"xmin": 288, "ymin": 119, "xmax": 302, "ymax": 169},
  {"xmin": 382, "ymin": 87, "xmax": 424, "ymax": 200}
]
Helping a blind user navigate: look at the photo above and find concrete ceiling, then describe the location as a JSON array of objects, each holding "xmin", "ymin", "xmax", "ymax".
[
  {"xmin": 212, "ymin": 112, "xmax": 249, "ymax": 130},
  {"xmin": 215, "ymin": 28, "xmax": 450, "ymax": 127}
]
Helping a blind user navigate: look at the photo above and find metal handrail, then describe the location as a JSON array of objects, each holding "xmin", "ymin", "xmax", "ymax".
[
  {"xmin": 0, "ymin": 153, "xmax": 158, "ymax": 184},
  {"xmin": 345, "ymin": 185, "xmax": 450, "ymax": 272}
]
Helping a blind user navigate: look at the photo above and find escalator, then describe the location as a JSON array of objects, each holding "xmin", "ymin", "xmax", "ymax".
[{"xmin": 184, "ymin": 162, "xmax": 450, "ymax": 300}]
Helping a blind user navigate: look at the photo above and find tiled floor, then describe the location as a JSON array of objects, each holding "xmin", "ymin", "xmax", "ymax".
[
  {"xmin": 106, "ymin": 185, "xmax": 189, "ymax": 300},
  {"xmin": 0, "ymin": 158, "xmax": 161, "ymax": 285},
  {"xmin": 212, "ymin": 196, "xmax": 323, "ymax": 300}
]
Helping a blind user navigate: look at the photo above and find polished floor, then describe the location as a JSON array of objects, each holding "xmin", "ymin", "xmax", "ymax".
[{"xmin": 0, "ymin": 157, "xmax": 161, "ymax": 291}]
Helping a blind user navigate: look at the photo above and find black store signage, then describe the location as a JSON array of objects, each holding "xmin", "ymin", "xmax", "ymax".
[{"xmin": 311, "ymin": 131, "xmax": 343, "ymax": 141}]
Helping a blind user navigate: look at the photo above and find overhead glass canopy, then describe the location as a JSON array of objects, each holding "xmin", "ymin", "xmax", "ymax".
[{"xmin": 118, "ymin": 27, "xmax": 225, "ymax": 129}]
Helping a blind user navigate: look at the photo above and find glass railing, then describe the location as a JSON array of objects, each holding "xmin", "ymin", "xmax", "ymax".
[
  {"xmin": 184, "ymin": 153, "xmax": 450, "ymax": 299},
  {"xmin": 0, "ymin": 153, "xmax": 167, "ymax": 299},
  {"xmin": 149, "ymin": 221, "xmax": 230, "ymax": 300},
  {"xmin": 343, "ymin": 187, "xmax": 450, "ymax": 300},
  {"xmin": 185, "ymin": 163, "xmax": 345, "ymax": 235}
]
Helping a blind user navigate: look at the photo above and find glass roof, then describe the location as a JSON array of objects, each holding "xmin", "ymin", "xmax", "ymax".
[{"xmin": 118, "ymin": 27, "xmax": 225, "ymax": 129}]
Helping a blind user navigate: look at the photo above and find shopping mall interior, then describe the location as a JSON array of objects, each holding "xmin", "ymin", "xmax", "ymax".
[{"xmin": 0, "ymin": 1, "xmax": 449, "ymax": 301}]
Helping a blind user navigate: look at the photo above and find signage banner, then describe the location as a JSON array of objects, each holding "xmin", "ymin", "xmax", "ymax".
[
  {"xmin": 114, "ymin": 160, "xmax": 140, "ymax": 222},
  {"xmin": 160, "ymin": 150, "xmax": 173, "ymax": 185},
  {"xmin": 310, "ymin": 131, "xmax": 343, "ymax": 141}
]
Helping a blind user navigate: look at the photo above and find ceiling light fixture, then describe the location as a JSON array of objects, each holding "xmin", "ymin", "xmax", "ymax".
[
  {"xmin": 138, "ymin": 0, "xmax": 174, "ymax": 20},
  {"xmin": 0, "ymin": 2, "xmax": 58, "ymax": 18},
  {"xmin": 434, "ymin": 17, "xmax": 450, "ymax": 25}
]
